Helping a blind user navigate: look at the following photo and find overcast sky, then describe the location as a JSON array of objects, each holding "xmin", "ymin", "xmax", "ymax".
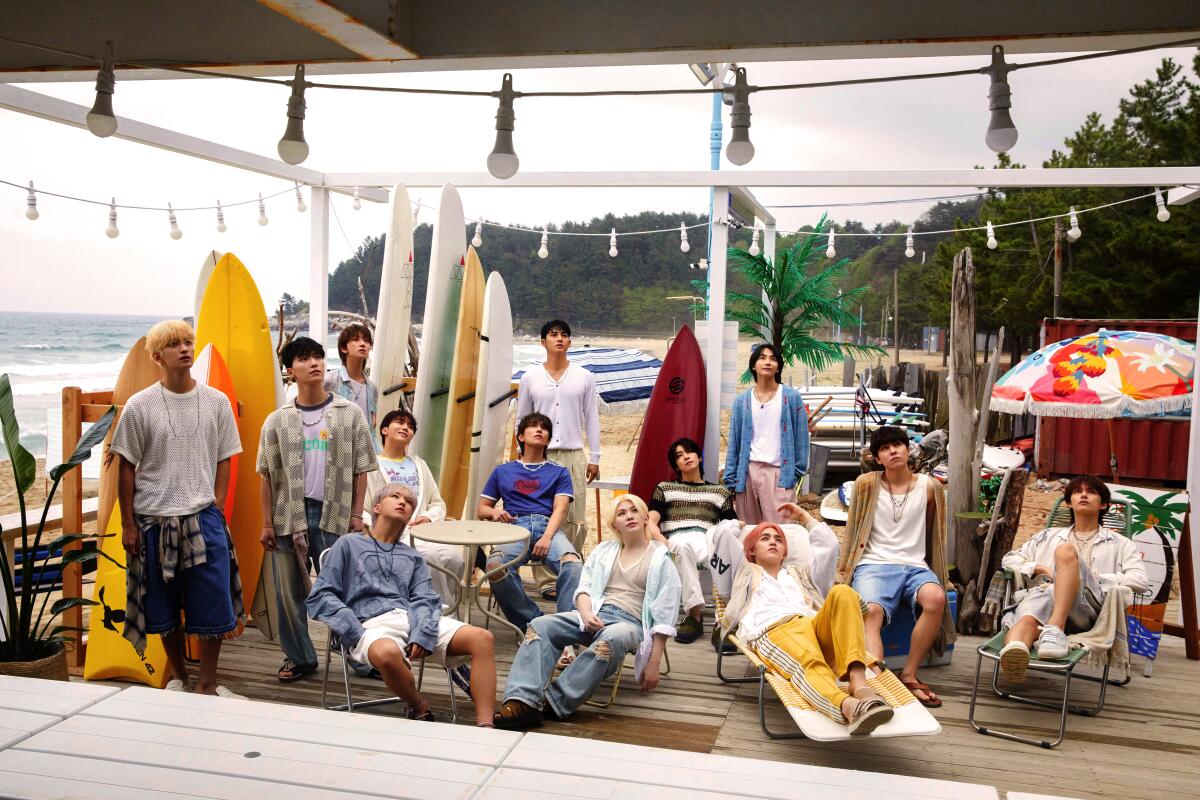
[{"xmin": 0, "ymin": 45, "xmax": 1193, "ymax": 317}]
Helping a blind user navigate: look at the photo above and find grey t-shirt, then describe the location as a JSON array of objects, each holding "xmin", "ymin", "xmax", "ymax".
[{"xmin": 299, "ymin": 394, "xmax": 334, "ymax": 502}]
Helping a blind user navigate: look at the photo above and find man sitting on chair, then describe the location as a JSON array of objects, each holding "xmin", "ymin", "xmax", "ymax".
[
  {"xmin": 305, "ymin": 484, "xmax": 498, "ymax": 726},
  {"xmin": 997, "ymin": 475, "xmax": 1148, "ymax": 682}
]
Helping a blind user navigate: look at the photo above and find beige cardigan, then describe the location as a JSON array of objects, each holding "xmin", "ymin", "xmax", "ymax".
[{"xmin": 720, "ymin": 562, "xmax": 826, "ymax": 639}]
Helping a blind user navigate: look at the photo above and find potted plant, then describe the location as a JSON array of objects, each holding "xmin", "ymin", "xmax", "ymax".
[{"xmin": 1, "ymin": 374, "xmax": 115, "ymax": 679}]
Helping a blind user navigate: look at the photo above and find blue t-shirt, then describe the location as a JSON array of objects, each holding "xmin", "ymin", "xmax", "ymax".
[{"xmin": 481, "ymin": 460, "xmax": 574, "ymax": 517}]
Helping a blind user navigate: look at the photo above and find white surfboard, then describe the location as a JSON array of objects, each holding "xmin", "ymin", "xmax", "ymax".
[
  {"xmin": 192, "ymin": 250, "xmax": 222, "ymax": 328},
  {"xmin": 411, "ymin": 183, "xmax": 466, "ymax": 478},
  {"xmin": 370, "ymin": 183, "xmax": 415, "ymax": 417},
  {"xmin": 464, "ymin": 272, "xmax": 514, "ymax": 520}
]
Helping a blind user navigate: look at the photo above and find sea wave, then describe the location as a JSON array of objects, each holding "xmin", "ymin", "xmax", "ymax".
[{"xmin": 0, "ymin": 356, "xmax": 126, "ymax": 378}]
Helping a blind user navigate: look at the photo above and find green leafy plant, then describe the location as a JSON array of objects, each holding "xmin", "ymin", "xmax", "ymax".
[{"xmin": 1, "ymin": 374, "xmax": 116, "ymax": 662}]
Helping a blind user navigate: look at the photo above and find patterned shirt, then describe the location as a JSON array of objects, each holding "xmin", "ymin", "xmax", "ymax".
[{"xmin": 649, "ymin": 480, "xmax": 736, "ymax": 538}]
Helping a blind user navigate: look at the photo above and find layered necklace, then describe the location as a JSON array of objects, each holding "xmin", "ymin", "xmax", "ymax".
[
  {"xmin": 882, "ymin": 473, "xmax": 916, "ymax": 524},
  {"xmin": 518, "ymin": 459, "xmax": 548, "ymax": 472},
  {"xmin": 370, "ymin": 532, "xmax": 399, "ymax": 584},
  {"xmin": 159, "ymin": 383, "xmax": 201, "ymax": 437}
]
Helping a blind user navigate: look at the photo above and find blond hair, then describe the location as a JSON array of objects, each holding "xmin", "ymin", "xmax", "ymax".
[
  {"xmin": 146, "ymin": 320, "xmax": 195, "ymax": 356},
  {"xmin": 606, "ymin": 494, "xmax": 651, "ymax": 543},
  {"xmin": 373, "ymin": 483, "xmax": 417, "ymax": 509}
]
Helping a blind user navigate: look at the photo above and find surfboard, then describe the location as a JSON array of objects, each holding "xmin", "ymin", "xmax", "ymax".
[
  {"xmin": 438, "ymin": 246, "xmax": 485, "ymax": 518},
  {"xmin": 371, "ymin": 184, "xmax": 415, "ymax": 417},
  {"xmin": 464, "ymin": 272, "xmax": 514, "ymax": 521},
  {"xmin": 628, "ymin": 324, "xmax": 708, "ymax": 504},
  {"xmin": 97, "ymin": 338, "xmax": 160, "ymax": 537},
  {"xmin": 195, "ymin": 253, "xmax": 278, "ymax": 625},
  {"xmin": 411, "ymin": 183, "xmax": 466, "ymax": 479},
  {"xmin": 193, "ymin": 251, "xmax": 223, "ymax": 328}
]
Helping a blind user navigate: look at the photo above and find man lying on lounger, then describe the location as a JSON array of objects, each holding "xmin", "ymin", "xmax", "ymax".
[
  {"xmin": 305, "ymin": 484, "xmax": 498, "ymax": 726},
  {"xmin": 997, "ymin": 475, "xmax": 1148, "ymax": 682}
]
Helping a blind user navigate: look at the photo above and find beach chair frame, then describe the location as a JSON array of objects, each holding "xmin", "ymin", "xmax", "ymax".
[{"xmin": 582, "ymin": 644, "xmax": 671, "ymax": 709}]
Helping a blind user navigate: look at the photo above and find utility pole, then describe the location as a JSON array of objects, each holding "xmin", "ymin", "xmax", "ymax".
[
  {"xmin": 1052, "ymin": 218, "xmax": 1063, "ymax": 319},
  {"xmin": 893, "ymin": 266, "xmax": 900, "ymax": 364}
]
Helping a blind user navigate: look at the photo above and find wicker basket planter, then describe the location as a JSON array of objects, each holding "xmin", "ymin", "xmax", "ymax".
[{"xmin": 0, "ymin": 643, "xmax": 69, "ymax": 681}]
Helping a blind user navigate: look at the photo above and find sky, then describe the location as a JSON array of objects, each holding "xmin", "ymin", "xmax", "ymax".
[{"xmin": 0, "ymin": 44, "xmax": 1194, "ymax": 317}]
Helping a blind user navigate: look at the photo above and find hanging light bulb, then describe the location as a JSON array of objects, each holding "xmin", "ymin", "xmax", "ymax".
[
  {"xmin": 679, "ymin": 222, "xmax": 690, "ymax": 253},
  {"xmin": 258, "ymin": 193, "xmax": 269, "ymax": 226},
  {"xmin": 608, "ymin": 228, "xmax": 618, "ymax": 258},
  {"xmin": 487, "ymin": 73, "xmax": 519, "ymax": 179},
  {"xmin": 167, "ymin": 203, "xmax": 182, "ymax": 240},
  {"xmin": 24, "ymin": 181, "xmax": 38, "ymax": 220},
  {"xmin": 295, "ymin": 183, "xmax": 307, "ymax": 213},
  {"xmin": 983, "ymin": 45, "xmax": 1018, "ymax": 153},
  {"xmin": 825, "ymin": 226, "xmax": 836, "ymax": 259},
  {"xmin": 985, "ymin": 221, "xmax": 998, "ymax": 250},
  {"xmin": 725, "ymin": 67, "xmax": 755, "ymax": 166},
  {"xmin": 1066, "ymin": 207, "xmax": 1081, "ymax": 241},
  {"xmin": 1155, "ymin": 188, "xmax": 1171, "ymax": 222},
  {"xmin": 352, "ymin": 186, "xmax": 362, "ymax": 211},
  {"xmin": 748, "ymin": 226, "xmax": 761, "ymax": 257},
  {"xmin": 86, "ymin": 42, "xmax": 118, "ymax": 138},
  {"xmin": 472, "ymin": 221, "xmax": 484, "ymax": 248},
  {"xmin": 105, "ymin": 198, "xmax": 119, "ymax": 238},
  {"xmin": 905, "ymin": 227, "xmax": 915, "ymax": 258},
  {"xmin": 216, "ymin": 201, "xmax": 227, "ymax": 233},
  {"xmin": 277, "ymin": 65, "xmax": 310, "ymax": 165},
  {"xmin": 538, "ymin": 227, "xmax": 549, "ymax": 259}
]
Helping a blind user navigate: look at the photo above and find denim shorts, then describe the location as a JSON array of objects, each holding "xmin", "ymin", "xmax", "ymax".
[
  {"xmin": 851, "ymin": 562, "xmax": 941, "ymax": 625},
  {"xmin": 142, "ymin": 504, "xmax": 238, "ymax": 636}
]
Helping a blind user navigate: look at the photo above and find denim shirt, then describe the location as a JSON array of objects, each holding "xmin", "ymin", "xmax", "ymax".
[
  {"xmin": 722, "ymin": 385, "xmax": 809, "ymax": 492},
  {"xmin": 324, "ymin": 366, "xmax": 378, "ymax": 428}
]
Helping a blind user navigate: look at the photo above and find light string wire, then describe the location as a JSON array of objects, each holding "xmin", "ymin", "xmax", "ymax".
[{"xmin": 0, "ymin": 177, "xmax": 293, "ymax": 212}]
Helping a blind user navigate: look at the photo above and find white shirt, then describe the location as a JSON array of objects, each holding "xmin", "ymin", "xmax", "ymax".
[
  {"xmin": 1002, "ymin": 525, "xmax": 1149, "ymax": 595},
  {"xmin": 860, "ymin": 474, "xmax": 929, "ymax": 568},
  {"xmin": 748, "ymin": 387, "xmax": 782, "ymax": 465},
  {"xmin": 516, "ymin": 362, "xmax": 601, "ymax": 463},
  {"xmin": 737, "ymin": 568, "xmax": 816, "ymax": 642}
]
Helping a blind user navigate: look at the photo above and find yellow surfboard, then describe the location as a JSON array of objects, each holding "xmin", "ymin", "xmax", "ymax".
[{"xmin": 438, "ymin": 246, "xmax": 485, "ymax": 518}]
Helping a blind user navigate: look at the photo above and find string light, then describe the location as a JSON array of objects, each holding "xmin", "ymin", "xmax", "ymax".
[
  {"xmin": 748, "ymin": 226, "xmax": 761, "ymax": 256},
  {"xmin": 1067, "ymin": 206, "xmax": 1081, "ymax": 241},
  {"xmin": 679, "ymin": 222, "xmax": 690, "ymax": 253},
  {"xmin": 24, "ymin": 181, "xmax": 38, "ymax": 220},
  {"xmin": 608, "ymin": 228, "xmax": 618, "ymax": 258},
  {"xmin": 472, "ymin": 221, "xmax": 484, "ymax": 248},
  {"xmin": 825, "ymin": 226, "xmax": 836, "ymax": 259},
  {"xmin": 294, "ymin": 183, "xmax": 307, "ymax": 213},
  {"xmin": 352, "ymin": 186, "xmax": 362, "ymax": 211},
  {"xmin": 105, "ymin": 198, "xmax": 118, "ymax": 238},
  {"xmin": 725, "ymin": 67, "xmax": 755, "ymax": 166},
  {"xmin": 277, "ymin": 65, "xmax": 310, "ymax": 165},
  {"xmin": 488, "ymin": 73, "xmax": 519, "ymax": 179},
  {"xmin": 904, "ymin": 227, "xmax": 915, "ymax": 258},
  {"xmin": 167, "ymin": 203, "xmax": 182, "ymax": 240},
  {"xmin": 86, "ymin": 41, "xmax": 118, "ymax": 138},
  {"xmin": 216, "ymin": 201, "xmax": 227, "ymax": 233},
  {"xmin": 538, "ymin": 227, "xmax": 549, "ymax": 259},
  {"xmin": 985, "ymin": 221, "xmax": 998, "ymax": 249},
  {"xmin": 984, "ymin": 45, "xmax": 1017, "ymax": 153},
  {"xmin": 258, "ymin": 193, "xmax": 268, "ymax": 226},
  {"xmin": 1155, "ymin": 188, "xmax": 1171, "ymax": 222}
]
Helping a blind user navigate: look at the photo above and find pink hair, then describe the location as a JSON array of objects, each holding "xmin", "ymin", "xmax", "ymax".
[{"xmin": 744, "ymin": 522, "xmax": 787, "ymax": 564}]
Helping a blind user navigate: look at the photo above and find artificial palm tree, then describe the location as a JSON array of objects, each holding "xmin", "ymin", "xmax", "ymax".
[{"xmin": 695, "ymin": 215, "xmax": 884, "ymax": 381}]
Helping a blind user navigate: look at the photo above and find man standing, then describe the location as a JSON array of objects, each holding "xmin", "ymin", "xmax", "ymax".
[
  {"xmin": 324, "ymin": 323, "xmax": 378, "ymax": 429},
  {"xmin": 111, "ymin": 320, "xmax": 244, "ymax": 696},
  {"xmin": 258, "ymin": 336, "xmax": 376, "ymax": 683}
]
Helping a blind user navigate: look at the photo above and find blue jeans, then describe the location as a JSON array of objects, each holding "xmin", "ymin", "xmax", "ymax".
[
  {"xmin": 851, "ymin": 562, "xmax": 941, "ymax": 625},
  {"xmin": 486, "ymin": 514, "xmax": 581, "ymax": 632},
  {"xmin": 272, "ymin": 498, "xmax": 340, "ymax": 669},
  {"xmin": 504, "ymin": 605, "xmax": 643, "ymax": 718}
]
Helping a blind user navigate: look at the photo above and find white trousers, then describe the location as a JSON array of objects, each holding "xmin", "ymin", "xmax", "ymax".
[{"xmin": 667, "ymin": 529, "xmax": 712, "ymax": 612}]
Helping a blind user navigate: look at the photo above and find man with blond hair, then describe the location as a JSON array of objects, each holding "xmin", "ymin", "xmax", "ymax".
[{"xmin": 110, "ymin": 320, "xmax": 244, "ymax": 696}]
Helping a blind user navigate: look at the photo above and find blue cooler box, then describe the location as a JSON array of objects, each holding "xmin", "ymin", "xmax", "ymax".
[{"xmin": 880, "ymin": 590, "xmax": 957, "ymax": 670}]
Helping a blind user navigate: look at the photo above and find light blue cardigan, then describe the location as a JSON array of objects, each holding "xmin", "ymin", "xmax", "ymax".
[{"xmin": 722, "ymin": 385, "xmax": 809, "ymax": 493}]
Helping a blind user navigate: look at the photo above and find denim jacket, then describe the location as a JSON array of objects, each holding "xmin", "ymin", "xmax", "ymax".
[
  {"xmin": 324, "ymin": 366, "xmax": 378, "ymax": 427},
  {"xmin": 722, "ymin": 385, "xmax": 809, "ymax": 492}
]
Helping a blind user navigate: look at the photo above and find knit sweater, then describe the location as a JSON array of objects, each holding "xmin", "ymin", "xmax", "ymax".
[{"xmin": 722, "ymin": 386, "xmax": 809, "ymax": 492}]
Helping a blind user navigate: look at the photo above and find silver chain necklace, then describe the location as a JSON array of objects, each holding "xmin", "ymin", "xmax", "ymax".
[
  {"xmin": 882, "ymin": 474, "xmax": 915, "ymax": 524},
  {"xmin": 518, "ymin": 460, "xmax": 547, "ymax": 472},
  {"xmin": 160, "ymin": 383, "xmax": 201, "ymax": 437}
]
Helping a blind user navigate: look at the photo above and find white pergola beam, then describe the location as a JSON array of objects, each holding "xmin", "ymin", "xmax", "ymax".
[
  {"xmin": 1168, "ymin": 185, "xmax": 1200, "ymax": 205},
  {"xmin": 255, "ymin": 0, "xmax": 417, "ymax": 60}
]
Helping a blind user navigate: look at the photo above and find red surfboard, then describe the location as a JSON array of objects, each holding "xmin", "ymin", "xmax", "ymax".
[{"xmin": 628, "ymin": 325, "xmax": 708, "ymax": 503}]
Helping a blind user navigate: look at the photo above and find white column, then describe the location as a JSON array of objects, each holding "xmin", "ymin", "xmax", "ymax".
[
  {"xmin": 309, "ymin": 186, "xmax": 329, "ymax": 343},
  {"xmin": 704, "ymin": 188, "xmax": 730, "ymax": 483},
  {"xmin": 762, "ymin": 222, "xmax": 776, "ymax": 342},
  {"xmin": 1186, "ymin": 292, "xmax": 1200, "ymax": 627}
]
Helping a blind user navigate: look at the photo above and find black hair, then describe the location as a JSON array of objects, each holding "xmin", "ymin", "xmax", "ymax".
[
  {"xmin": 379, "ymin": 409, "xmax": 418, "ymax": 446},
  {"xmin": 337, "ymin": 323, "xmax": 374, "ymax": 365},
  {"xmin": 280, "ymin": 336, "xmax": 325, "ymax": 368},
  {"xmin": 869, "ymin": 425, "xmax": 910, "ymax": 457},
  {"xmin": 1063, "ymin": 475, "xmax": 1111, "ymax": 521},
  {"xmin": 540, "ymin": 319, "xmax": 572, "ymax": 340},
  {"xmin": 667, "ymin": 437, "xmax": 704, "ymax": 477},
  {"xmin": 748, "ymin": 343, "xmax": 783, "ymax": 383},
  {"xmin": 516, "ymin": 412, "xmax": 553, "ymax": 455}
]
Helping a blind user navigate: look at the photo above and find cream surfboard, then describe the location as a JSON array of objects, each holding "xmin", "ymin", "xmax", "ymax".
[
  {"xmin": 464, "ymin": 272, "xmax": 514, "ymax": 521},
  {"xmin": 370, "ymin": 184, "xmax": 415, "ymax": 417},
  {"xmin": 193, "ymin": 250, "xmax": 223, "ymax": 328},
  {"xmin": 96, "ymin": 337, "xmax": 159, "ymax": 540},
  {"xmin": 411, "ymin": 183, "xmax": 466, "ymax": 479},
  {"xmin": 438, "ymin": 246, "xmax": 485, "ymax": 518}
]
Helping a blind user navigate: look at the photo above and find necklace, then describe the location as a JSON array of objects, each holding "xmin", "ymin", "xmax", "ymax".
[
  {"xmin": 882, "ymin": 473, "xmax": 915, "ymax": 524},
  {"xmin": 518, "ymin": 460, "xmax": 547, "ymax": 472},
  {"xmin": 1069, "ymin": 526, "xmax": 1099, "ymax": 547},
  {"xmin": 370, "ymin": 533, "xmax": 399, "ymax": 584},
  {"xmin": 753, "ymin": 386, "xmax": 779, "ymax": 409},
  {"xmin": 298, "ymin": 397, "xmax": 328, "ymax": 427},
  {"xmin": 159, "ymin": 383, "xmax": 201, "ymax": 437}
]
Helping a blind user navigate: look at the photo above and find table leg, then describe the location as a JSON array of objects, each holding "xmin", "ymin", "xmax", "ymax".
[{"xmin": 471, "ymin": 541, "xmax": 529, "ymax": 644}]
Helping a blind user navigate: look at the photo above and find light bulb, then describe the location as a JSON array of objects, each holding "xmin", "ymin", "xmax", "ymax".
[
  {"xmin": 168, "ymin": 203, "xmax": 182, "ymax": 240},
  {"xmin": 472, "ymin": 221, "xmax": 483, "ymax": 248},
  {"xmin": 277, "ymin": 65, "xmax": 310, "ymax": 165},
  {"xmin": 725, "ymin": 67, "xmax": 755, "ymax": 165},
  {"xmin": 984, "ymin": 46, "xmax": 1018, "ymax": 153},
  {"xmin": 698, "ymin": 258, "xmax": 708, "ymax": 270},
  {"xmin": 258, "ymin": 193, "xmax": 269, "ymax": 226},
  {"xmin": 106, "ymin": 198, "xmax": 119, "ymax": 238},
  {"xmin": 905, "ymin": 227, "xmax": 915, "ymax": 258},
  {"xmin": 1066, "ymin": 207, "xmax": 1081, "ymax": 241},
  {"xmin": 538, "ymin": 228, "xmax": 549, "ymax": 259},
  {"xmin": 985, "ymin": 221, "xmax": 998, "ymax": 250},
  {"xmin": 679, "ymin": 222, "xmax": 690, "ymax": 253},
  {"xmin": 487, "ymin": 73, "xmax": 519, "ymax": 179},
  {"xmin": 295, "ymin": 183, "xmax": 307, "ymax": 213},
  {"xmin": 608, "ymin": 228, "xmax": 618, "ymax": 258},
  {"xmin": 1155, "ymin": 188, "xmax": 1170, "ymax": 222},
  {"xmin": 748, "ymin": 227, "xmax": 761, "ymax": 257},
  {"xmin": 86, "ymin": 42, "xmax": 118, "ymax": 138},
  {"xmin": 352, "ymin": 186, "xmax": 362, "ymax": 211},
  {"xmin": 24, "ymin": 181, "xmax": 38, "ymax": 220},
  {"xmin": 825, "ymin": 226, "xmax": 836, "ymax": 259},
  {"xmin": 216, "ymin": 202, "xmax": 227, "ymax": 233}
]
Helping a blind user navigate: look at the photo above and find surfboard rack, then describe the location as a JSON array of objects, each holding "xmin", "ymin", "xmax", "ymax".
[
  {"xmin": 456, "ymin": 390, "xmax": 476, "ymax": 404},
  {"xmin": 489, "ymin": 388, "xmax": 518, "ymax": 409}
]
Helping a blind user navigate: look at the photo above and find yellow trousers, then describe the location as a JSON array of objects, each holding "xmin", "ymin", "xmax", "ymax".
[{"xmin": 753, "ymin": 584, "xmax": 872, "ymax": 723}]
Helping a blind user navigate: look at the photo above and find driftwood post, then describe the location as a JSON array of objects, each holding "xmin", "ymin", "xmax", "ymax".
[
  {"xmin": 971, "ymin": 327, "xmax": 1006, "ymax": 518},
  {"xmin": 947, "ymin": 248, "xmax": 977, "ymax": 573}
]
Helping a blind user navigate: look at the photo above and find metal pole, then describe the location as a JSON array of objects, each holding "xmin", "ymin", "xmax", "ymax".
[
  {"xmin": 705, "ymin": 64, "xmax": 725, "ymax": 321},
  {"xmin": 893, "ymin": 266, "xmax": 900, "ymax": 364},
  {"xmin": 858, "ymin": 304, "xmax": 864, "ymax": 345},
  {"xmin": 1053, "ymin": 218, "xmax": 1063, "ymax": 319}
]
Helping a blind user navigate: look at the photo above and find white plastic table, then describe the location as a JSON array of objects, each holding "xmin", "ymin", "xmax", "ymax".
[{"xmin": 0, "ymin": 674, "xmax": 119, "ymax": 749}]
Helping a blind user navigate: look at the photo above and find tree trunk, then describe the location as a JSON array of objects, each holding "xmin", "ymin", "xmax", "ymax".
[{"xmin": 947, "ymin": 248, "xmax": 977, "ymax": 572}]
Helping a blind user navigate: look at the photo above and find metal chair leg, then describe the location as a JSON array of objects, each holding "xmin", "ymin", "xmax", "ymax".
[
  {"xmin": 716, "ymin": 632, "xmax": 757, "ymax": 684},
  {"xmin": 757, "ymin": 668, "xmax": 806, "ymax": 740}
]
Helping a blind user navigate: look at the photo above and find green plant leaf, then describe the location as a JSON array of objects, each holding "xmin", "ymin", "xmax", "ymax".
[
  {"xmin": 50, "ymin": 596, "xmax": 99, "ymax": 615},
  {"xmin": 0, "ymin": 374, "xmax": 36, "ymax": 497},
  {"xmin": 49, "ymin": 405, "xmax": 116, "ymax": 481},
  {"xmin": 58, "ymin": 550, "xmax": 102, "ymax": 568}
]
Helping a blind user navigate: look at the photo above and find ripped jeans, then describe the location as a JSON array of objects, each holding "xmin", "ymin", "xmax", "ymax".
[{"xmin": 502, "ymin": 604, "xmax": 643, "ymax": 719}]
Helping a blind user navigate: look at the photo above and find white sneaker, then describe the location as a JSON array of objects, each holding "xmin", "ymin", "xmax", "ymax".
[
  {"xmin": 1035, "ymin": 625, "xmax": 1070, "ymax": 660},
  {"xmin": 164, "ymin": 679, "xmax": 187, "ymax": 692},
  {"xmin": 998, "ymin": 640, "xmax": 1030, "ymax": 683},
  {"xmin": 214, "ymin": 686, "xmax": 246, "ymax": 700}
]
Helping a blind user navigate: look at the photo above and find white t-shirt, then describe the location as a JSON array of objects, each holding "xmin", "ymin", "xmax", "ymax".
[
  {"xmin": 378, "ymin": 455, "xmax": 420, "ymax": 493},
  {"xmin": 515, "ymin": 363, "xmax": 601, "ymax": 463},
  {"xmin": 109, "ymin": 382, "xmax": 242, "ymax": 517},
  {"xmin": 737, "ymin": 569, "xmax": 816, "ymax": 642},
  {"xmin": 860, "ymin": 474, "xmax": 929, "ymax": 568},
  {"xmin": 748, "ymin": 388, "xmax": 783, "ymax": 466},
  {"xmin": 299, "ymin": 396, "xmax": 333, "ymax": 501}
]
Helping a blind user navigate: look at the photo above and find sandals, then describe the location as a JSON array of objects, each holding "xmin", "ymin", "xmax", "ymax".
[
  {"xmin": 539, "ymin": 586, "xmax": 558, "ymax": 601},
  {"xmin": 277, "ymin": 659, "xmax": 317, "ymax": 683},
  {"xmin": 406, "ymin": 704, "xmax": 436, "ymax": 722},
  {"xmin": 492, "ymin": 699, "xmax": 543, "ymax": 730},
  {"xmin": 901, "ymin": 678, "xmax": 943, "ymax": 708},
  {"xmin": 845, "ymin": 697, "xmax": 895, "ymax": 735},
  {"xmin": 556, "ymin": 647, "xmax": 577, "ymax": 670}
]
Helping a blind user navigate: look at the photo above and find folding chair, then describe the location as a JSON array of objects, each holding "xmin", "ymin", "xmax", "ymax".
[{"xmin": 582, "ymin": 641, "xmax": 671, "ymax": 709}]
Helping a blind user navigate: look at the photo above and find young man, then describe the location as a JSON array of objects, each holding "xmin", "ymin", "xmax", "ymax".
[
  {"xmin": 516, "ymin": 320, "xmax": 600, "ymax": 564},
  {"xmin": 110, "ymin": 320, "xmax": 243, "ymax": 696},
  {"xmin": 647, "ymin": 437, "xmax": 736, "ymax": 644},
  {"xmin": 258, "ymin": 336, "xmax": 376, "ymax": 683},
  {"xmin": 306, "ymin": 484, "xmax": 497, "ymax": 725},
  {"xmin": 478, "ymin": 413, "xmax": 583, "ymax": 632},
  {"xmin": 997, "ymin": 475, "xmax": 1148, "ymax": 681},
  {"xmin": 324, "ymin": 323, "xmax": 378, "ymax": 429},
  {"xmin": 840, "ymin": 426, "xmax": 954, "ymax": 708}
]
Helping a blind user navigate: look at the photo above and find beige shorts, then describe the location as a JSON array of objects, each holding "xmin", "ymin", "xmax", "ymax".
[{"xmin": 349, "ymin": 608, "xmax": 467, "ymax": 668}]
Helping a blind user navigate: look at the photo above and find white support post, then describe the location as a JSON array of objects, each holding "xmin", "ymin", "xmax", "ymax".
[
  {"xmin": 1186, "ymin": 292, "xmax": 1200, "ymax": 629},
  {"xmin": 704, "ymin": 188, "xmax": 730, "ymax": 483},
  {"xmin": 309, "ymin": 186, "xmax": 330, "ymax": 343},
  {"xmin": 762, "ymin": 222, "xmax": 777, "ymax": 344}
]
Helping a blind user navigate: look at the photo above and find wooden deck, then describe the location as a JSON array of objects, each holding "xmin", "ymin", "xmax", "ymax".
[{"xmin": 162, "ymin": 599, "xmax": 1200, "ymax": 800}]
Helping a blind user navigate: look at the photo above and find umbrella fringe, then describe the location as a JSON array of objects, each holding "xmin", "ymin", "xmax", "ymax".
[{"xmin": 993, "ymin": 395, "xmax": 1192, "ymax": 419}]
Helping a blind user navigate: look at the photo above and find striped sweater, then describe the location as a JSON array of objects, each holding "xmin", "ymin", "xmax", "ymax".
[{"xmin": 649, "ymin": 480, "xmax": 736, "ymax": 538}]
